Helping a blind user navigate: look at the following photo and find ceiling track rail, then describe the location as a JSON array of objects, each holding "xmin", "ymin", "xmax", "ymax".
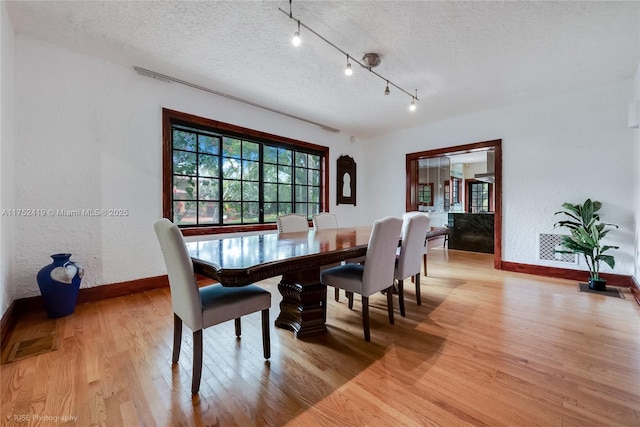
[{"xmin": 133, "ymin": 66, "xmax": 341, "ymax": 133}]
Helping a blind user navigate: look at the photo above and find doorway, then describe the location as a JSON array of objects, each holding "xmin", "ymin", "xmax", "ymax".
[{"xmin": 405, "ymin": 139, "xmax": 502, "ymax": 268}]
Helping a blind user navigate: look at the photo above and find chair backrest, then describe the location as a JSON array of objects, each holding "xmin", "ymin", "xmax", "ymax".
[
  {"xmin": 312, "ymin": 212, "xmax": 338, "ymax": 230},
  {"xmin": 396, "ymin": 214, "xmax": 431, "ymax": 278},
  {"xmin": 361, "ymin": 216, "xmax": 403, "ymax": 296},
  {"xmin": 154, "ymin": 218, "xmax": 203, "ymax": 329},
  {"xmin": 277, "ymin": 213, "xmax": 309, "ymax": 234},
  {"xmin": 402, "ymin": 211, "xmax": 430, "ymax": 254}
]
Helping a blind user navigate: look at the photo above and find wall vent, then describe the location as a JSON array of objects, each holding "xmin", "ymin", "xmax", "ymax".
[{"xmin": 538, "ymin": 233, "xmax": 578, "ymax": 264}]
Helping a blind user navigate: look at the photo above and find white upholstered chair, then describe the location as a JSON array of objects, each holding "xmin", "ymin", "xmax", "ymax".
[
  {"xmin": 320, "ymin": 216, "xmax": 403, "ymax": 341},
  {"xmin": 395, "ymin": 213, "xmax": 431, "ymax": 317},
  {"xmin": 276, "ymin": 213, "xmax": 309, "ymax": 233},
  {"xmin": 402, "ymin": 211, "xmax": 431, "ymax": 275},
  {"xmin": 154, "ymin": 218, "xmax": 271, "ymax": 394},
  {"xmin": 312, "ymin": 212, "xmax": 338, "ymax": 230},
  {"xmin": 312, "ymin": 212, "xmax": 343, "ymax": 301}
]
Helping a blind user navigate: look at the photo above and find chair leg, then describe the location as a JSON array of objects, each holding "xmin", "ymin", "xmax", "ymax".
[
  {"xmin": 192, "ymin": 329, "xmax": 203, "ymax": 394},
  {"xmin": 334, "ymin": 287, "xmax": 340, "ymax": 301},
  {"xmin": 234, "ymin": 318, "xmax": 241, "ymax": 337},
  {"xmin": 423, "ymin": 254, "xmax": 427, "ymax": 276},
  {"xmin": 398, "ymin": 279, "xmax": 406, "ymax": 317},
  {"xmin": 261, "ymin": 309, "xmax": 271, "ymax": 359},
  {"xmin": 347, "ymin": 291, "xmax": 354, "ymax": 310},
  {"xmin": 386, "ymin": 286, "xmax": 395, "ymax": 325},
  {"xmin": 415, "ymin": 273, "xmax": 422, "ymax": 306},
  {"xmin": 362, "ymin": 296, "xmax": 370, "ymax": 342},
  {"xmin": 172, "ymin": 313, "xmax": 182, "ymax": 363}
]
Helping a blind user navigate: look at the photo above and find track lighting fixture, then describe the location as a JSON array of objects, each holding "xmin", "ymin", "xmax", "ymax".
[
  {"xmin": 291, "ymin": 20, "xmax": 301, "ymax": 47},
  {"xmin": 281, "ymin": 0, "xmax": 419, "ymax": 112},
  {"xmin": 345, "ymin": 56, "xmax": 353, "ymax": 76}
]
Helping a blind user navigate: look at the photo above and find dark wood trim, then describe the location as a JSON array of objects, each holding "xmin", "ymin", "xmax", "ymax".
[
  {"xmin": 631, "ymin": 276, "xmax": 640, "ymax": 306},
  {"xmin": 162, "ymin": 108, "xmax": 330, "ymax": 235},
  {"xmin": 1, "ymin": 299, "xmax": 19, "ymax": 351},
  {"xmin": 406, "ymin": 139, "xmax": 502, "ymax": 269},
  {"xmin": 501, "ymin": 261, "xmax": 634, "ymax": 287}
]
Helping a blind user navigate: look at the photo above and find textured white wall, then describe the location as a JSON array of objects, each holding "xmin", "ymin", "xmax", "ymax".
[
  {"xmin": 1, "ymin": 2, "xmax": 16, "ymax": 317},
  {"xmin": 363, "ymin": 79, "xmax": 636, "ymax": 277},
  {"xmin": 633, "ymin": 62, "xmax": 640, "ymax": 284},
  {"xmin": 11, "ymin": 36, "xmax": 364, "ymax": 300}
]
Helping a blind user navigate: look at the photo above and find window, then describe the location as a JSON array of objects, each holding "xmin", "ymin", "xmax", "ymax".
[
  {"xmin": 418, "ymin": 183, "xmax": 434, "ymax": 206},
  {"xmin": 163, "ymin": 109, "xmax": 329, "ymax": 233},
  {"xmin": 468, "ymin": 181, "xmax": 491, "ymax": 213}
]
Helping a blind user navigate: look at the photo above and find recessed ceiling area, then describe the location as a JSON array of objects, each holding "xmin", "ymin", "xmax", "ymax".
[{"xmin": 6, "ymin": 1, "xmax": 638, "ymax": 138}]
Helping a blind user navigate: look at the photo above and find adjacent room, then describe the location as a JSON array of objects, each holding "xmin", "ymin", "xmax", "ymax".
[{"xmin": 1, "ymin": 1, "xmax": 639, "ymax": 426}]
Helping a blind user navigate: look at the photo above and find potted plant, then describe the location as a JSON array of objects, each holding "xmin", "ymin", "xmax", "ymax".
[{"xmin": 554, "ymin": 199, "xmax": 619, "ymax": 291}]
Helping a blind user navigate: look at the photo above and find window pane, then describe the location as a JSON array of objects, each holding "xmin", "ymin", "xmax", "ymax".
[
  {"xmin": 264, "ymin": 164, "xmax": 277, "ymax": 183},
  {"xmin": 198, "ymin": 154, "xmax": 218, "ymax": 177},
  {"xmin": 308, "ymin": 154, "xmax": 320, "ymax": 169},
  {"xmin": 278, "ymin": 203, "xmax": 292, "ymax": 216},
  {"xmin": 173, "ymin": 130, "xmax": 197, "ymax": 151},
  {"xmin": 173, "ymin": 176, "xmax": 196, "ymax": 200},
  {"xmin": 295, "ymin": 167, "xmax": 307, "ymax": 185},
  {"xmin": 243, "ymin": 182, "xmax": 259, "ymax": 201},
  {"xmin": 174, "ymin": 201, "xmax": 196, "ymax": 225},
  {"xmin": 242, "ymin": 141, "xmax": 259, "ymax": 160},
  {"xmin": 278, "ymin": 148, "xmax": 292, "ymax": 166},
  {"xmin": 295, "ymin": 152, "xmax": 307, "ymax": 167},
  {"xmin": 198, "ymin": 202, "xmax": 219, "ymax": 224},
  {"xmin": 308, "ymin": 187, "xmax": 319, "ymax": 203},
  {"xmin": 277, "ymin": 165, "xmax": 292, "ymax": 184},
  {"xmin": 308, "ymin": 203, "xmax": 320, "ymax": 217},
  {"xmin": 223, "ymin": 202, "xmax": 241, "ymax": 224},
  {"xmin": 222, "ymin": 137, "xmax": 242, "ymax": 158},
  {"xmin": 198, "ymin": 135, "xmax": 219, "ymax": 155},
  {"xmin": 309, "ymin": 169, "xmax": 320, "ymax": 186},
  {"xmin": 295, "ymin": 185, "xmax": 307, "ymax": 202},
  {"xmin": 243, "ymin": 202, "xmax": 259, "ymax": 223},
  {"xmin": 295, "ymin": 203, "xmax": 307, "ymax": 216},
  {"xmin": 264, "ymin": 202, "xmax": 277, "ymax": 222},
  {"xmin": 278, "ymin": 184, "xmax": 292, "ymax": 202},
  {"xmin": 242, "ymin": 160, "xmax": 259, "ymax": 181},
  {"xmin": 264, "ymin": 146, "xmax": 278, "ymax": 164},
  {"xmin": 198, "ymin": 178, "xmax": 218, "ymax": 200},
  {"xmin": 264, "ymin": 183, "xmax": 277, "ymax": 202},
  {"xmin": 222, "ymin": 157, "xmax": 241, "ymax": 179},
  {"xmin": 173, "ymin": 150, "xmax": 197, "ymax": 176},
  {"xmin": 222, "ymin": 180, "xmax": 241, "ymax": 201}
]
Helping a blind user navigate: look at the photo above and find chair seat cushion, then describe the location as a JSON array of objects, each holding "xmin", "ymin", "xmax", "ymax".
[
  {"xmin": 200, "ymin": 284, "xmax": 271, "ymax": 327},
  {"xmin": 320, "ymin": 263, "xmax": 365, "ymax": 294}
]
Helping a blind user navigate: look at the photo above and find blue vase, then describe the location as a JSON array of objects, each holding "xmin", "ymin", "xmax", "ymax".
[{"xmin": 36, "ymin": 253, "xmax": 84, "ymax": 318}]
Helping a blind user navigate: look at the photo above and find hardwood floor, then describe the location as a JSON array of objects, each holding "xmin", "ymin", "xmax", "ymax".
[{"xmin": 2, "ymin": 243, "xmax": 639, "ymax": 426}]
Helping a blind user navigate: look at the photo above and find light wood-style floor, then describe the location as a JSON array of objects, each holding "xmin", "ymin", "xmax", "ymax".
[{"xmin": 2, "ymin": 242, "xmax": 639, "ymax": 426}]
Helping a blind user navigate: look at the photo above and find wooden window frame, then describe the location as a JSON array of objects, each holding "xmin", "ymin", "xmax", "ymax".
[{"xmin": 163, "ymin": 108, "xmax": 330, "ymax": 236}]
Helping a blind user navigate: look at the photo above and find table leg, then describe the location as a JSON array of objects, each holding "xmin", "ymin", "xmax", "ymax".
[{"xmin": 275, "ymin": 267, "xmax": 327, "ymax": 337}]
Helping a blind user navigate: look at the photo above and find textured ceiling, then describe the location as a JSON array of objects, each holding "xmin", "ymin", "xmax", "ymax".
[{"xmin": 6, "ymin": 1, "xmax": 639, "ymax": 138}]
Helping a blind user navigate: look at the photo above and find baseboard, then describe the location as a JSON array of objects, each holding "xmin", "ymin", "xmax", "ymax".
[
  {"xmin": 630, "ymin": 276, "xmax": 640, "ymax": 307},
  {"xmin": 1, "ymin": 300, "xmax": 19, "ymax": 352},
  {"xmin": 500, "ymin": 261, "xmax": 633, "ymax": 287}
]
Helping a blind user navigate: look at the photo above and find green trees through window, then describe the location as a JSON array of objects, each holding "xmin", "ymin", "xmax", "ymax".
[{"xmin": 165, "ymin": 110, "xmax": 327, "ymax": 228}]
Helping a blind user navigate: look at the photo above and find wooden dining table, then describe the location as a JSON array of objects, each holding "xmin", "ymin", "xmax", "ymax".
[{"xmin": 185, "ymin": 226, "xmax": 372, "ymax": 338}]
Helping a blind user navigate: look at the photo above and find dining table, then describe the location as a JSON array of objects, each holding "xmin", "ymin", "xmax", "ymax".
[{"xmin": 185, "ymin": 226, "xmax": 372, "ymax": 338}]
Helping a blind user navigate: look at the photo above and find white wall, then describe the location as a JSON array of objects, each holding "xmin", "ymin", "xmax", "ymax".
[
  {"xmin": 11, "ymin": 36, "xmax": 366, "ymax": 300},
  {"xmin": 364, "ymin": 79, "xmax": 636, "ymax": 277},
  {"xmin": 1, "ymin": 2, "xmax": 16, "ymax": 317},
  {"xmin": 633, "ymin": 62, "xmax": 640, "ymax": 284}
]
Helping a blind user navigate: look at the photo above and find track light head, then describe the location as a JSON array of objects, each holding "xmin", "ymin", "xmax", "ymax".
[
  {"xmin": 409, "ymin": 98, "xmax": 416, "ymax": 111},
  {"xmin": 345, "ymin": 56, "xmax": 353, "ymax": 76},
  {"xmin": 292, "ymin": 20, "xmax": 301, "ymax": 46},
  {"xmin": 384, "ymin": 81, "xmax": 390, "ymax": 95}
]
